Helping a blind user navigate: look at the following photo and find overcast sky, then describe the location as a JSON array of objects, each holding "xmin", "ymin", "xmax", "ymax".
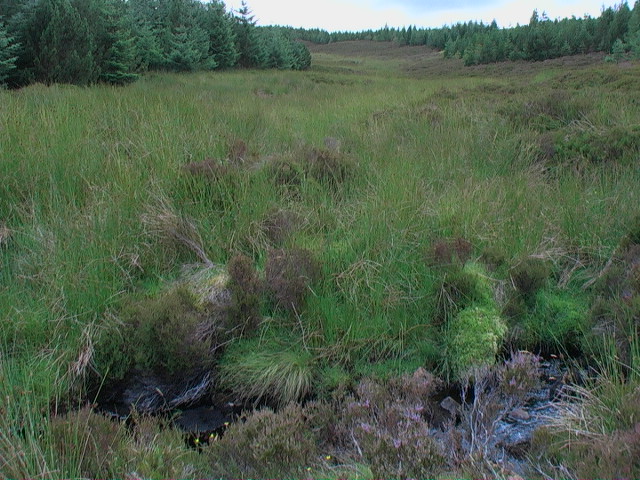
[{"xmin": 223, "ymin": 0, "xmax": 623, "ymax": 32}]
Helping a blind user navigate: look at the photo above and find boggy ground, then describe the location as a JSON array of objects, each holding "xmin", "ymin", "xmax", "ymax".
[{"xmin": 1, "ymin": 40, "xmax": 639, "ymax": 478}]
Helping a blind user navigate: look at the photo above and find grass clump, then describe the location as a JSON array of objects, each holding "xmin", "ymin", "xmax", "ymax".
[
  {"xmin": 218, "ymin": 338, "xmax": 317, "ymax": 407},
  {"xmin": 531, "ymin": 379, "xmax": 640, "ymax": 479},
  {"xmin": 227, "ymin": 254, "xmax": 262, "ymax": 333},
  {"xmin": 120, "ymin": 287, "xmax": 212, "ymax": 377},
  {"xmin": 433, "ymin": 262, "xmax": 494, "ymax": 326},
  {"xmin": 1, "ymin": 406, "xmax": 208, "ymax": 479},
  {"xmin": 265, "ymin": 247, "xmax": 320, "ymax": 314},
  {"xmin": 48, "ymin": 406, "xmax": 126, "ymax": 478}
]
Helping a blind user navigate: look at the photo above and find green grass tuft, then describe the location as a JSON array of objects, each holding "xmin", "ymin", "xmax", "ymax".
[{"xmin": 218, "ymin": 338, "xmax": 317, "ymax": 407}]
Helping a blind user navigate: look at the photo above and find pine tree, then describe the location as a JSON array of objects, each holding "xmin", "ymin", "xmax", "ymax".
[
  {"xmin": 200, "ymin": 0, "xmax": 238, "ymax": 69},
  {"xmin": 606, "ymin": 38, "xmax": 627, "ymax": 62},
  {"xmin": 0, "ymin": 1, "xmax": 22, "ymax": 19},
  {"xmin": 628, "ymin": 1, "xmax": 640, "ymax": 37},
  {"xmin": 131, "ymin": 23, "xmax": 166, "ymax": 71},
  {"xmin": 166, "ymin": 24, "xmax": 212, "ymax": 71},
  {"xmin": 233, "ymin": 1, "xmax": 265, "ymax": 68},
  {"xmin": 611, "ymin": 2, "xmax": 632, "ymax": 44},
  {"xmin": 84, "ymin": 0, "xmax": 138, "ymax": 85},
  {"xmin": 127, "ymin": 0, "xmax": 167, "ymax": 71},
  {"xmin": 34, "ymin": 0, "xmax": 97, "ymax": 85},
  {"xmin": 101, "ymin": 35, "xmax": 138, "ymax": 84},
  {"xmin": 290, "ymin": 40, "xmax": 311, "ymax": 70},
  {"xmin": 0, "ymin": 19, "xmax": 19, "ymax": 87}
]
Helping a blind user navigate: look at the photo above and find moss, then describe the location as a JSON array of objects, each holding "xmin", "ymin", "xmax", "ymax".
[
  {"xmin": 443, "ymin": 305, "xmax": 507, "ymax": 380},
  {"xmin": 463, "ymin": 262, "xmax": 494, "ymax": 304},
  {"xmin": 521, "ymin": 289, "xmax": 589, "ymax": 352},
  {"xmin": 184, "ymin": 266, "xmax": 230, "ymax": 311}
]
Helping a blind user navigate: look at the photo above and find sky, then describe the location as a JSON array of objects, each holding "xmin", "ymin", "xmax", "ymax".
[{"xmin": 223, "ymin": 0, "xmax": 625, "ymax": 32}]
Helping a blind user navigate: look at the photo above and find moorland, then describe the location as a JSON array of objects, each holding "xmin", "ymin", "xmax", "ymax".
[{"xmin": 1, "ymin": 38, "xmax": 640, "ymax": 478}]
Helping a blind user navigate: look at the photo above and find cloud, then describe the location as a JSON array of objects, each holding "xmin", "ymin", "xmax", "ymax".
[
  {"xmin": 379, "ymin": 0, "xmax": 503, "ymax": 12},
  {"xmin": 225, "ymin": 0, "xmax": 614, "ymax": 31}
]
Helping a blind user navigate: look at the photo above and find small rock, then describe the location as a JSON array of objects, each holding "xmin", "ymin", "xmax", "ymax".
[
  {"xmin": 440, "ymin": 396, "xmax": 461, "ymax": 416},
  {"xmin": 508, "ymin": 408, "xmax": 531, "ymax": 422}
]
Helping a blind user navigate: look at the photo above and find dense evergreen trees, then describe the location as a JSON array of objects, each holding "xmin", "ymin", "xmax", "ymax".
[
  {"xmin": 0, "ymin": 19, "xmax": 19, "ymax": 86},
  {"xmin": 0, "ymin": 0, "xmax": 311, "ymax": 88}
]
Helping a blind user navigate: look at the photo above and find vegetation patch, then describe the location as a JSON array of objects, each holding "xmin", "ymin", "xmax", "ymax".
[
  {"xmin": 123, "ymin": 287, "xmax": 213, "ymax": 377},
  {"xmin": 519, "ymin": 289, "xmax": 589, "ymax": 353},
  {"xmin": 2, "ymin": 29, "xmax": 640, "ymax": 478},
  {"xmin": 433, "ymin": 261, "xmax": 494, "ymax": 326},
  {"xmin": 555, "ymin": 125, "xmax": 640, "ymax": 165},
  {"xmin": 443, "ymin": 305, "xmax": 507, "ymax": 380},
  {"xmin": 217, "ymin": 338, "xmax": 317, "ymax": 407},
  {"xmin": 500, "ymin": 90, "xmax": 592, "ymax": 130},
  {"xmin": 265, "ymin": 247, "xmax": 320, "ymax": 314},
  {"xmin": 205, "ymin": 403, "xmax": 320, "ymax": 478}
]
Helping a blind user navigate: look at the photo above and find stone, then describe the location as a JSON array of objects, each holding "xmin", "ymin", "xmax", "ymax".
[
  {"xmin": 440, "ymin": 396, "xmax": 461, "ymax": 416},
  {"xmin": 508, "ymin": 408, "xmax": 531, "ymax": 422}
]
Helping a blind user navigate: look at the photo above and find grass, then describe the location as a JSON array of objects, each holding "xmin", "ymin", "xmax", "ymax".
[
  {"xmin": 218, "ymin": 336, "xmax": 317, "ymax": 407},
  {"xmin": 1, "ymin": 42, "xmax": 640, "ymax": 477}
]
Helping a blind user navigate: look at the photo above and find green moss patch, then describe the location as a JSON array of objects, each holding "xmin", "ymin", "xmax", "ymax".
[{"xmin": 443, "ymin": 305, "xmax": 507, "ymax": 380}]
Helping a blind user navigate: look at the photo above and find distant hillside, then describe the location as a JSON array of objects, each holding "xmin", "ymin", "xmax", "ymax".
[{"xmin": 289, "ymin": 1, "xmax": 640, "ymax": 65}]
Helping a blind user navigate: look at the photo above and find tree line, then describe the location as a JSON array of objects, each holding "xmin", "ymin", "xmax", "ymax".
[
  {"xmin": 0, "ymin": 0, "xmax": 311, "ymax": 88},
  {"xmin": 287, "ymin": 1, "xmax": 640, "ymax": 66}
]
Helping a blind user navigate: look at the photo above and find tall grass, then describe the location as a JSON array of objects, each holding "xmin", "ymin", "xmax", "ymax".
[{"xmin": 1, "ymin": 49, "xmax": 639, "ymax": 476}]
